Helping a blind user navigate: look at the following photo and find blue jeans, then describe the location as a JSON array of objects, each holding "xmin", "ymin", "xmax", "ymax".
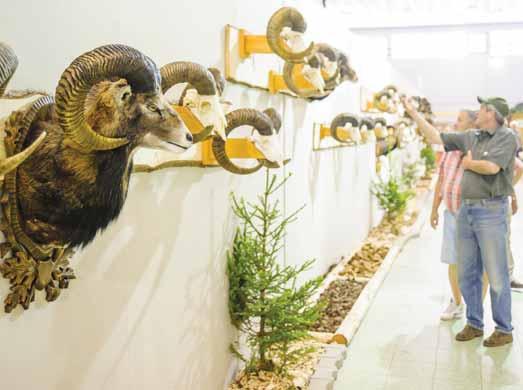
[{"xmin": 457, "ymin": 197, "xmax": 512, "ymax": 334}]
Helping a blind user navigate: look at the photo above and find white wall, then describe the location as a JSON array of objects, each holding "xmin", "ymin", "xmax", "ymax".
[{"xmin": 0, "ymin": 1, "xmax": 419, "ymax": 389}]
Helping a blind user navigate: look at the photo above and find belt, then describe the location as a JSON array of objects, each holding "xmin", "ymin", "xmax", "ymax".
[{"xmin": 462, "ymin": 196, "xmax": 507, "ymax": 206}]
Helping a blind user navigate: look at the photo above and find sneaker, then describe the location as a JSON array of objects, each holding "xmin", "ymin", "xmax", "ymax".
[
  {"xmin": 483, "ymin": 331, "xmax": 513, "ymax": 347},
  {"xmin": 510, "ymin": 279, "xmax": 523, "ymax": 290},
  {"xmin": 440, "ymin": 299, "xmax": 464, "ymax": 321},
  {"xmin": 456, "ymin": 325, "xmax": 484, "ymax": 342}
]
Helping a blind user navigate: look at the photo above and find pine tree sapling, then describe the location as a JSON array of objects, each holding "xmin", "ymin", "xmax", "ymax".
[
  {"xmin": 226, "ymin": 169, "xmax": 324, "ymax": 375},
  {"xmin": 371, "ymin": 175, "xmax": 414, "ymax": 220},
  {"xmin": 420, "ymin": 144, "xmax": 436, "ymax": 171}
]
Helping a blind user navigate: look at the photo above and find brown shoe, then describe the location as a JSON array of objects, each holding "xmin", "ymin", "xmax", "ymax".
[
  {"xmin": 483, "ymin": 331, "xmax": 513, "ymax": 347},
  {"xmin": 455, "ymin": 325, "xmax": 484, "ymax": 341}
]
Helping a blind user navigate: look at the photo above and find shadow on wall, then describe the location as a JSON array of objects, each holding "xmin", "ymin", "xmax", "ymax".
[
  {"xmin": 333, "ymin": 148, "xmax": 345, "ymax": 193},
  {"xmin": 0, "ymin": 168, "xmax": 236, "ymax": 389},
  {"xmin": 177, "ymin": 181, "xmax": 238, "ymax": 389},
  {"xmin": 58, "ymin": 170, "xmax": 199, "ymax": 389},
  {"xmin": 290, "ymin": 97, "xmax": 308, "ymax": 157}
]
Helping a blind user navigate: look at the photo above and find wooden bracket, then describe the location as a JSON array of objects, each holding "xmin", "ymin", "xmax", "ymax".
[
  {"xmin": 268, "ymin": 71, "xmax": 288, "ymax": 94},
  {"xmin": 173, "ymin": 106, "xmax": 204, "ymax": 133},
  {"xmin": 238, "ymin": 29, "xmax": 272, "ymax": 59},
  {"xmin": 172, "ymin": 105, "xmax": 214, "ymax": 143},
  {"xmin": 318, "ymin": 125, "xmax": 352, "ymax": 142},
  {"xmin": 313, "ymin": 123, "xmax": 364, "ymax": 151},
  {"xmin": 319, "ymin": 125, "xmax": 331, "ymax": 140},
  {"xmin": 267, "ymin": 65, "xmax": 314, "ymax": 95},
  {"xmin": 201, "ymin": 138, "xmax": 266, "ymax": 166}
]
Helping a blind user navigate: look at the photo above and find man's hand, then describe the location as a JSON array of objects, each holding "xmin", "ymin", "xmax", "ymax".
[
  {"xmin": 462, "ymin": 150, "xmax": 473, "ymax": 170},
  {"xmin": 512, "ymin": 195, "xmax": 518, "ymax": 215},
  {"xmin": 430, "ymin": 209, "xmax": 439, "ymax": 229}
]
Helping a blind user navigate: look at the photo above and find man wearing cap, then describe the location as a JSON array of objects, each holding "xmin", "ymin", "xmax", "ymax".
[{"xmin": 403, "ymin": 96, "xmax": 517, "ymax": 347}]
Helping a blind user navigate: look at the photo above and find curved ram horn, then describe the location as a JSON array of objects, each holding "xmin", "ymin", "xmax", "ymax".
[
  {"xmin": 262, "ymin": 108, "xmax": 281, "ymax": 133},
  {"xmin": 55, "ymin": 44, "xmax": 161, "ymax": 152},
  {"xmin": 282, "ymin": 62, "xmax": 328, "ymax": 99},
  {"xmin": 307, "ymin": 53, "xmax": 321, "ymax": 69},
  {"xmin": 324, "ymin": 69, "xmax": 340, "ymax": 90},
  {"xmin": 212, "ymin": 109, "xmax": 273, "ymax": 175},
  {"xmin": 314, "ymin": 44, "xmax": 340, "ymax": 90},
  {"xmin": 346, "ymin": 66, "xmax": 358, "ymax": 82},
  {"xmin": 160, "ymin": 61, "xmax": 218, "ymax": 96},
  {"xmin": 0, "ymin": 131, "xmax": 46, "ymax": 175},
  {"xmin": 330, "ymin": 113, "xmax": 360, "ymax": 143},
  {"xmin": 314, "ymin": 43, "xmax": 338, "ymax": 62},
  {"xmin": 0, "ymin": 42, "xmax": 19, "ymax": 97},
  {"xmin": 359, "ymin": 117, "xmax": 374, "ymax": 130},
  {"xmin": 266, "ymin": 7, "xmax": 314, "ymax": 63},
  {"xmin": 4, "ymin": 95, "xmax": 54, "ymax": 260},
  {"xmin": 383, "ymin": 84, "xmax": 398, "ymax": 95},
  {"xmin": 373, "ymin": 117, "xmax": 387, "ymax": 127},
  {"xmin": 260, "ymin": 108, "xmax": 283, "ymax": 169},
  {"xmin": 336, "ymin": 52, "xmax": 358, "ymax": 83},
  {"xmin": 394, "ymin": 119, "xmax": 410, "ymax": 128},
  {"xmin": 208, "ymin": 67, "xmax": 225, "ymax": 96}
]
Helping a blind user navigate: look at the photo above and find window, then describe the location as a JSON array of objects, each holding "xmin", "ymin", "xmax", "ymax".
[
  {"xmin": 490, "ymin": 29, "xmax": 523, "ymax": 56},
  {"xmin": 467, "ymin": 32, "xmax": 487, "ymax": 54},
  {"xmin": 390, "ymin": 32, "xmax": 467, "ymax": 59}
]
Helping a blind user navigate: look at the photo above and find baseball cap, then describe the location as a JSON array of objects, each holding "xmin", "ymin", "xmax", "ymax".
[{"xmin": 477, "ymin": 96, "xmax": 510, "ymax": 118}]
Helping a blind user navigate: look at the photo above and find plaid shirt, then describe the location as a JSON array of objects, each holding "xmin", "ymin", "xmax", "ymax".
[{"xmin": 438, "ymin": 151, "xmax": 464, "ymax": 214}]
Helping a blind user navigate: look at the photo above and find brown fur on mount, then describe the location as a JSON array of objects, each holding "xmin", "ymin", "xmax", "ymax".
[{"xmin": 7, "ymin": 45, "xmax": 193, "ymax": 250}]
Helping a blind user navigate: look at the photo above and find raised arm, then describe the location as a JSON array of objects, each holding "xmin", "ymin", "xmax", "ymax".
[{"xmin": 401, "ymin": 96, "xmax": 443, "ymax": 145}]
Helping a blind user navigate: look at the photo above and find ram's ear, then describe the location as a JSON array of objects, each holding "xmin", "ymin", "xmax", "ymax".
[{"xmin": 113, "ymin": 79, "xmax": 132, "ymax": 103}]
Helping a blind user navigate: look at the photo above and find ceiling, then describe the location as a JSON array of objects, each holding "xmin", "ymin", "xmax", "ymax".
[{"xmin": 323, "ymin": 0, "xmax": 523, "ymax": 29}]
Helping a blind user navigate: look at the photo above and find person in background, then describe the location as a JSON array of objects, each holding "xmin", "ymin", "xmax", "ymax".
[
  {"xmin": 431, "ymin": 110, "xmax": 488, "ymax": 321},
  {"xmin": 506, "ymin": 103, "xmax": 523, "ymax": 289},
  {"xmin": 404, "ymin": 96, "xmax": 517, "ymax": 347}
]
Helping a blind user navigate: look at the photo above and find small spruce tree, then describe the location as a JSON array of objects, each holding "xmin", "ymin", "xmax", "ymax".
[
  {"xmin": 420, "ymin": 144, "xmax": 436, "ymax": 171},
  {"xmin": 227, "ymin": 169, "xmax": 323, "ymax": 375},
  {"xmin": 371, "ymin": 175, "xmax": 415, "ymax": 220}
]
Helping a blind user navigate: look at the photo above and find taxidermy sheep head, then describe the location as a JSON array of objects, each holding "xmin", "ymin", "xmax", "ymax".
[{"xmin": 5, "ymin": 44, "xmax": 193, "ymax": 251}]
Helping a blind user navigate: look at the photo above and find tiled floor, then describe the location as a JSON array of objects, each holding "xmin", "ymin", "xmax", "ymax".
[{"xmin": 334, "ymin": 205, "xmax": 523, "ymax": 390}]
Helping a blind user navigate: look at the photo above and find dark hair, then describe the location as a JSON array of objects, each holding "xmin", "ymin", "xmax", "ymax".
[{"xmin": 461, "ymin": 109, "xmax": 477, "ymax": 121}]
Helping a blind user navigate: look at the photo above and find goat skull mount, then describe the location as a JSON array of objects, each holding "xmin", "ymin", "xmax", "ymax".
[
  {"xmin": 211, "ymin": 108, "xmax": 284, "ymax": 174},
  {"xmin": 161, "ymin": 62, "xmax": 227, "ymax": 142},
  {"xmin": 0, "ymin": 44, "xmax": 193, "ymax": 313},
  {"xmin": 266, "ymin": 7, "xmax": 314, "ymax": 63},
  {"xmin": 329, "ymin": 113, "xmax": 360, "ymax": 144}
]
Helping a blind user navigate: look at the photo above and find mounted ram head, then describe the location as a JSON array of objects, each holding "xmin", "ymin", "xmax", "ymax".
[
  {"xmin": 359, "ymin": 117, "xmax": 375, "ymax": 143},
  {"xmin": 5, "ymin": 44, "xmax": 193, "ymax": 250},
  {"xmin": 266, "ymin": 7, "xmax": 314, "ymax": 63},
  {"xmin": 283, "ymin": 43, "xmax": 358, "ymax": 100},
  {"xmin": 212, "ymin": 108, "xmax": 283, "ymax": 174},
  {"xmin": 334, "ymin": 49, "xmax": 358, "ymax": 84},
  {"xmin": 0, "ymin": 44, "xmax": 196, "ymax": 311},
  {"xmin": 161, "ymin": 62, "xmax": 227, "ymax": 142},
  {"xmin": 330, "ymin": 113, "xmax": 360, "ymax": 143}
]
